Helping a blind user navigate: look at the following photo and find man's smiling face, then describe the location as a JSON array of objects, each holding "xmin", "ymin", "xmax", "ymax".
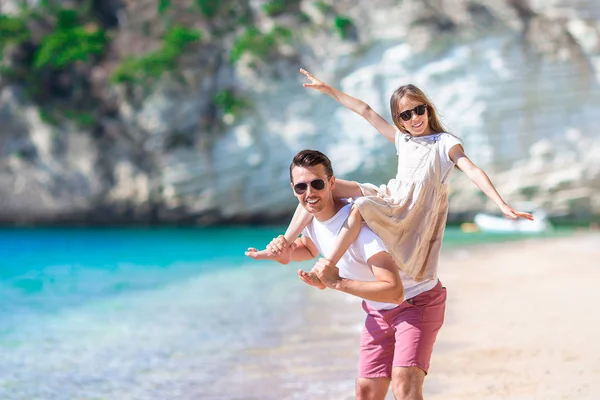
[{"xmin": 290, "ymin": 164, "xmax": 336, "ymax": 220}]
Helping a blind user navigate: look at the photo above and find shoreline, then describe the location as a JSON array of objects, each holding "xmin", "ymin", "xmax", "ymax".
[
  {"xmin": 0, "ymin": 212, "xmax": 597, "ymax": 229},
  {"xmin": 217, "ymin": 232, "xmax": 600, "ymax": 399}
]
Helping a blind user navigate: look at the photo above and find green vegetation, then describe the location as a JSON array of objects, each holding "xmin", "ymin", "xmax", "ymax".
[
  {"xmin": 262, "ymin": 0, "xmax": 289, "ymax": 17},
  {"xmin": 213, "ymin": 89, "xmax": 249, "ymax": 119},
  {"xmin": 0, "ymin": 8, "xmax": 108, "ymax": 68},
  {"xmin": 333, "ymin": 15, "xmax": 354, "ymax": 39},
  {"xmin": 0, "ymin": 0, "xmax": 300, "ymax": 132},
  {"xmin": 111, "ymin": 25, "xmax": 202, "ymax": 84},
  {"xmin": 0, "ymin": 6, "xmax": 108, "ymax": 127},
  {"xmin": 63, "ymin": 109, "xmax": 95, "ymax": 126},
  {"xmin": 230, "ymin": 28, "xmax": 265, "ymax": 62},
  {"xmin": 0, "ymin": 15, "xmax": 30, "ymax": 51},
  {"xmin": 158, "ymin": 0, "xmax": 172, "ymax": 15},
  {"xmin": 195, "ymin": 0, "xmax": 221, "ymax": 18},
  {"xmin": 34, "ymin": 10, "xmax": 107, "ymax": 69},
  {"xmin": 297, "ymin": 11, "xmax": 312, "ymax": 24},
  {"xmin": 39, "ymin": 105, "xmax": 96, "ymax": 127},
  {"xmin": 313, "ymin": 1, "xmax": 333, "ymax": 14},
  {"xmin": 39, "ymin": 108, "xmax": 59, "ymax": 125},
  {"xmin": 230, "ymin": 26, "xmax": 292, "ymax": 63}
]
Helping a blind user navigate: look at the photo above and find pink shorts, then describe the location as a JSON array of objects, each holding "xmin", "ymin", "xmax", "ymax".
[{"xmin": 358, "ymin": 281, "xmax": 447, "ymax": 378}]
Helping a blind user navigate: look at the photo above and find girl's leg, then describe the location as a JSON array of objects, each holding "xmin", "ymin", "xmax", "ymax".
[
  {"xmin": 327, "ymin": 205, "xmax": 364, "ymax": 265},
  {"xmin": 263, "ymin": 203, "xmax": 313, "ymax": 255},
  {"xmin": 283, "ymin": 203, "xmax": 313, "ymax": 244},
  {"xmin": 333, "ymin": 179, "xmax": 363, "ymax": 199},
  {"xmin": 323, "ymin": 178, "xmax": 364, "ymax": 266},
  {"xmin": 281, "ymin": 204, "xmax": 325, "ymax": 287},
  {"xmin": 247, "ymin": 203, "xmax": 314, "ymax": 261},
  {"xmin": 307, "ymin": 206, "xmax": 364, "ymax": 288}
]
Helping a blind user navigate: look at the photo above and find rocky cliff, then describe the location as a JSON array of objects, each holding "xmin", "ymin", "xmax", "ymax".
[{"xmin": 0, "ymin": 0, "xmax": 599, "ymax": 225}]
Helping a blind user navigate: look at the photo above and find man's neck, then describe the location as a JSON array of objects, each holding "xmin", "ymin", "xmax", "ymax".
[{"xmin": 313, "ymin": 199, "xmax": 347, "ymax": 222}]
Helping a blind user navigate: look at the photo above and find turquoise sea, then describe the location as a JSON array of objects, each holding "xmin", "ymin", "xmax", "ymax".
[{"xmin": 0, "ymin": 226, "xmax": 570, "ymax": 399}]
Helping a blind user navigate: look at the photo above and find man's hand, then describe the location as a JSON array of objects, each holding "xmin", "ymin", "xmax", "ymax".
[
  {"xmin": 297, "ymin": 269, "xmax": 326, "ymax": 290},
  {"xmin": 312, "ymin": 258, "xmax": 341, "ymax": 288},
  {"xmin": 266, "ymin": 235, "xmax": 288, "ymax": 255},
  {"xmin": 245, "ymin": 242, "xmax": 297, "ymax": 264}
]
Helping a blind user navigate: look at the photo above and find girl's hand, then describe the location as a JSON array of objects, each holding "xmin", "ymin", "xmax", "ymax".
[
  {"xmin": 500, "ymin": 204, "xmax": 535, "ymax": 221},
  {"xmin": 300, "ymin": 68, "xmax": 329, "ymax": 93}
]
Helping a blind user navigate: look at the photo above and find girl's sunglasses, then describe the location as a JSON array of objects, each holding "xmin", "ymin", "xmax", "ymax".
[
  {"xmin": 398, "ymin": 104, "xmax": 427, "ymax": 121},
  {"xmin": 293, "ymin": 179, "xmax": 325, "ymax": 195}
]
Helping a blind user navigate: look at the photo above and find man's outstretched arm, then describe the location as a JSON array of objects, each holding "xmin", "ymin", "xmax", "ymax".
[
  {"xmin": 247, "ymin": 236, "xmax": 326, "ymax": 290},
  {"xmin": 246, "ymin": 236, "xmax": 318, "ymax": 265},
  {"xmin": 314, "ymin": 251, "xmax": 405, "ymax": 304}
]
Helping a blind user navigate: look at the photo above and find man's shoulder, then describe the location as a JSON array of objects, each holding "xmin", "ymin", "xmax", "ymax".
[
  {"xmin": 357, "ymin": 223, "xmax": 377, "ymax": 237},
  {"xmin": 353, "ymin": 224, "xmax": 387, "ymax": 251}
]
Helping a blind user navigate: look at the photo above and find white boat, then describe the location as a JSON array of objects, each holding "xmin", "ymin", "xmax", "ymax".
[{"xmin": 473, "ymin": 204, "xmax": 551, "ymax": 233}]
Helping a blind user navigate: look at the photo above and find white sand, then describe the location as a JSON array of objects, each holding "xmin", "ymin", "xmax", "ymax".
[
  {"xmin": 427, "ymin": 232, "xmax": 600, "ymax": 400},
  {"xmin": 224, "ymin": 233, "xmax": 600, "ymax": 399}
]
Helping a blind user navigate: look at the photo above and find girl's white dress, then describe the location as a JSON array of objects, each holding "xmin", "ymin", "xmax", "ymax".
[{"xmin": 354, "ymin": 130, "xmax": 462, "ymax": 281}]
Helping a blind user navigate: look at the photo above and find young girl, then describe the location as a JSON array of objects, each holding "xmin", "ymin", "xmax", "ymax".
[{"xmin": 251, "ymin": 68, "xmax": 533, "ymax": 286}]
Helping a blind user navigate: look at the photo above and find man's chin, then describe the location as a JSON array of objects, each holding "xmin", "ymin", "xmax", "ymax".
[{"xmin": 302, "ymin": 203, "xmax": 320, "ymax": 214}]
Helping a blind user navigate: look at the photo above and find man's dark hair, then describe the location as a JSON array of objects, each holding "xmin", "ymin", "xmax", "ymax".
[{"xmin": 289, "ymin": 149, "xmax": 334, "ymax": 182}]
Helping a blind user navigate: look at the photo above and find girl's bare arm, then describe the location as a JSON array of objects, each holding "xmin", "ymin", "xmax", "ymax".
[
  {"xmin": 301, "ymin": 68, "xmax": 397, "ymax": 143},
  {"xmin": 450, "ymin": 145, "xmax": 534, "ymax": 221}
]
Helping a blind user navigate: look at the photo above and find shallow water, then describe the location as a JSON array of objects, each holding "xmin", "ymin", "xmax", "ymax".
[{"xmin": 0, "ymin": 226, "xmax": 570, "ymax": 399}]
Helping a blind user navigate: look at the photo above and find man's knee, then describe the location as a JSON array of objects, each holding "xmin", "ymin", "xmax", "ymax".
[
  {"xmin": 356, "ymin": 377, "xmax": 390, "ymax": 400},
  {"xmin": 391, "ymin": 366, "xmax": 425, "ymax": 400}
]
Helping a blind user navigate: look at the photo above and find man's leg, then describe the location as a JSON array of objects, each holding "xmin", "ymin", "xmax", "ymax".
[
  {"xmin": 356, "ymin": 377, "xmax": 390, "ymax": 400},
  {"xmin": 390, "ymin": 366, "xmax": 425, "ymax": 400},
  {"xmin": 357, "ymin": 301, "xmax": 396, "ymax": 400},
  {"xmin": 389, "ymin": 281, "xmax": 447, "ymax": 399}
]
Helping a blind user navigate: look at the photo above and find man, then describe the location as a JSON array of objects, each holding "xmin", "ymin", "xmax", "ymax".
[{"xmin": 246, "ymin": 149, "xmax": 446, "ymax": 400}]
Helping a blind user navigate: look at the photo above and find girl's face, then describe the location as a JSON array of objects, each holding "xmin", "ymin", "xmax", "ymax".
[{"xmin": 397, "ymin": 96, "xmax": 433, "ymax": 136}]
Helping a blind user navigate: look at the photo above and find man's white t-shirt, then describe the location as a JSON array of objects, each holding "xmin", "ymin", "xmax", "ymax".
[{"xmin": 302, "ymin": 204, "xmax": 438, "ymax": 311}]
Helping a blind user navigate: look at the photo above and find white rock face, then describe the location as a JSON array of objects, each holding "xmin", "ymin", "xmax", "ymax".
[
  {"xmin": 160, "ymin": 0, "xmax": 600, "ymax": 221},
  {"xmin": 0, "ymin": 87, "xmax": 102, "ymax": 221},
  {"xmin": 1, "ymin": 0, "xmax": 599, "ymax": 223}
]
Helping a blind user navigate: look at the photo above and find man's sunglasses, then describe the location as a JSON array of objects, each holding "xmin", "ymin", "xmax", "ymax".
[
  {"xmin": 398, "ymin": 104, "xmax": 427, "ymax": 122},
  {"xmin": 293, "ymin": 179, "xmax": 326, "ymax": 195}
]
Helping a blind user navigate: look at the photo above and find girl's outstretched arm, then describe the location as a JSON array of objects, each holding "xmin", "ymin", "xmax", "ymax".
[
  {"xmin": 300, "ymin": 68, "xmax": 397, "ymax": 143},
  {"xmin": 450, "ymin": 145, "xmax": 534, "ymax": 221}
]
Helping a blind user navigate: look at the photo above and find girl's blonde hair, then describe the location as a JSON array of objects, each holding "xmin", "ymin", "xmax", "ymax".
[{"xmin": 390, "ymin": 84, "xmax": 447, "ymax": 134}]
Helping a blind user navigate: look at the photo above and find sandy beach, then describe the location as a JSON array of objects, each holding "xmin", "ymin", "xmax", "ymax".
[{"xmin": 213, "ymin": 232, "xmax": 600, "ymax": 399}]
